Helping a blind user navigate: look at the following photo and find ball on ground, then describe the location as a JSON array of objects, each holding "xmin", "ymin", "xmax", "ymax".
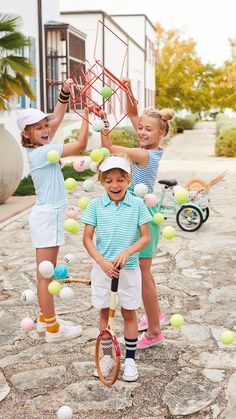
[
  {"xmin": 101, "ymin": 86, "xmax": 113, "ymax": 98},
  {"xmin": 78, "ymin": 197, "xmax": 90, "ymax": 209},
  {"xmin": 20, "ymin": 317, "xmax": 34, "ymax": 331},
  {"xmin": 21, "ymin": 289, "xmax": 35, "ymax": 304},
  {"xmin": 220, "ymin": 330, "xmax": 234, "ymax": 345},
  {"xmin": 48, "ymin": 281, "xmax": 62, "ymax": 296},
  {"xmin": 64, "ymin": 178, "xmax": 77, "ymax": 190},
  {"xmin": 170, "ymin": 314, "xmax": 185, "ymax": 328},
  {"xmin": 162, "ymin": 226, "xmax": 176, "ymax": 240},
  {"xmin": 54, "ymin": 264, "xmax": 69, "ymax": 280},
  {"xmin": 134, "ymin": 183, "xmax": 148, "ymax": 198},
  {"xmin": 60, "ymin": 287, "xmax": 74, "ymax": 300},
  {"xmin": 152, "ymin": 212, "xmax": 164, "ymax": 225},
  {"xmin": 57, "ymin": 405, "xmax": 73, "ymax": 419},
  {"xmin": 38, "ymin": 260, "xmax": 54, "ymax": 279},
  {"xmin": 47, "ymin": 150, "xmax": 60, "ymax": 163},
  {"xmin": 82, "ymin": 179, "xmax": 95, "ymax": 192},
  {"xmin": 64, "ymin": 254, "xmax": 77, "ymax": 266},
  {"xmin": 90, "ymin": 149, "xmax": 104, "ymax": 163},
  {"xmin": 174, "ymin": 189, "xmax": 190, "ymax": 204}
]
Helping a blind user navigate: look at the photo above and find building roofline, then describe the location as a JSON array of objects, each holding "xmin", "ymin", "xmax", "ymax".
[
  {"xmin": 111, "ymin": 13, "xmax": 156, "ymax": 31},
  {"xmin": 45, "ymin": 21, "xmax": 86, "ymax": 39},
  {"xmin": 60, "ymin": 10, "xmax": 145, "ymax": 52}
]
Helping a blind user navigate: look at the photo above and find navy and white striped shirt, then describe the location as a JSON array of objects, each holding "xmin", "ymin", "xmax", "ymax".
[
  {"xmin": 131, "ymin": 148, "xmax": 163, "ymax": 193},
  {"xmin": 81, "ymin": 191, "xmax": 152, "ymax": 269}
]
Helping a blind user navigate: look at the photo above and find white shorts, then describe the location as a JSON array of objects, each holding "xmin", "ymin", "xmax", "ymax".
[
  {"xmin": 91, "ymin": 262, "xmax": 142, "ymax": 310},
  {"xmin": 29, "ymin": 203, "xmax": 67, "ymax": 248}
]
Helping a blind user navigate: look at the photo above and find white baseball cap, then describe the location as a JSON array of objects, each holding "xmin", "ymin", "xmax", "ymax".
[
  {"xmin": 17, "ymin": 108, "xmax": 56, "ymax": 131},
  {"xmin": 99, "ymin": 155, "xmax": 131, "ymax": 174}
]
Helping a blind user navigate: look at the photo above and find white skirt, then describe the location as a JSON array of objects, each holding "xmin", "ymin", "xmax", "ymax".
[{"xmin": 29, "ymin": 202, "xmax": 67, "ymax": 248}]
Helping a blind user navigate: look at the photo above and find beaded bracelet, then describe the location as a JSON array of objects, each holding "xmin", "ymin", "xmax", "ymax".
[{"xmin": 103, "ymin": 120, "xmax": 110, "ymax": 130}]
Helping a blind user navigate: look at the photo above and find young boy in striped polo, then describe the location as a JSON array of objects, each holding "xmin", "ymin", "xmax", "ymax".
[{"xmin": 82, "ymin": 154, "xmax": 151, "ymax": 381}]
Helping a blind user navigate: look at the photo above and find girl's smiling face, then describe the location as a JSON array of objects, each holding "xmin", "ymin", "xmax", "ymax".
[
  {"xmin": 23, "ymin": 118, "xmax": 51, "ymax": 146},
  {"xmin": 137, "ymin": 115, "xmax": 164, "ymax": 149},
  {"xmin": 102, "ymin": 168, "xmax": 129, "ymax": 204}
]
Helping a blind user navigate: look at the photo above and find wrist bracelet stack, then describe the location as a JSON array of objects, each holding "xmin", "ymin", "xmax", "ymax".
[
  {"xmin": 58, "ymin": 87, "xmax": 71, "ymax": 104},
  {"xmin": 103, "ymin": 120, "xmax": 110, "ymax": 130}
]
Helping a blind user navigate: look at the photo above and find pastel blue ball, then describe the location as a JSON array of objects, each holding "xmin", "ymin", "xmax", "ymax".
[{"xmin": 54, "ymin": 264, "xmax": 69, "ymax": 279}]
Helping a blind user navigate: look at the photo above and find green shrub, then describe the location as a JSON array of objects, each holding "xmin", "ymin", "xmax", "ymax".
[
  {"xmin": 215, "ymin": 126, "xmax": 236, "ymax": 157},
  {"xmin": 110, "ymin": 126, "xmax": 138, "ymax": 148},
  {"xmin": 175, "ymin": 118, "xmax": 185, "ymax": 133},
  {"xmin": 64, "ymin": 128, "xmax": 92, "ymax": 143},
  {"xmin": 14, "ymin": 163, "xmax": 94, "ymax": 196},
  {"xmin": 215, "ymin": 118, "xmax": 236, "ymax": 136},
  {"xmin": 215, "ymin": 113, "xmax": 229, "ymax": 121}
]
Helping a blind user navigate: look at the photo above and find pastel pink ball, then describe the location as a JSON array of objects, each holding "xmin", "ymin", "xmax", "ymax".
[
  {"xmin": 73, "ymin": 159, "xmax": 87, "ymax": 172},
  {"xmin": 144, "ymin": 193, "xmax": 158, "ymax": 207},
  {"xmin": 21, "ymin": 317, "xmax": 34, "ymax": 331},
  {"xmin": 66, "ymin": 206, "xmax": 79, "ymax": 219}
]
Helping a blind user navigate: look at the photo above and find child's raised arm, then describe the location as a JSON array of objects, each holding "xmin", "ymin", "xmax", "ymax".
[
  {"xmin": 49, "ymin": 78, "xmax": 74, "ymax": 138},
  {"xmin": 61, "ymin": 109, "xmax": 89, "ymax": 157},
  {"xmin": 122, "ymin": 78, "xmax": 139, "ymax": 130}
]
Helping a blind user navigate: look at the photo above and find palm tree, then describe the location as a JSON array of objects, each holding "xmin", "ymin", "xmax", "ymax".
[{"xmin": 0, "ymin": 13, "xmax": 35, "ymax": 110}]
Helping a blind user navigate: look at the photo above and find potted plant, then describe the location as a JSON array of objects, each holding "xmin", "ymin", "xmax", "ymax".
[{"xmin": 0, "ymin": 13, "xmax": 35, "ymax": 203}]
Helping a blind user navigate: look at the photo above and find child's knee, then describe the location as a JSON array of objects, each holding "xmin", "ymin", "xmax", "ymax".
[{"xmin": 121, "ymin": 308, "xmax": 136, "ymax": 320}]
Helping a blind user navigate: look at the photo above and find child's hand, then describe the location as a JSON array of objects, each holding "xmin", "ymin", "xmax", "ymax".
[
  {"xmin": 100, "ymin": 259, "xmax": 120, "ymax": 278},
  {"xmin": 63, "ymin": 78, "xmax": 74, "ymax": 94},
  {"xmin": 113, "ymin": 250, "xmax": 130, "ymax": 269}
]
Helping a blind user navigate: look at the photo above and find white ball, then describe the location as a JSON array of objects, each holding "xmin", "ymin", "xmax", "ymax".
[
  {"xmin": 89, "ymin": 161, "xmax": 98, "ymax": 172},
  {"xmin": 92, "ymin": 120, "xmax": 105, "ymax": 132},
  {"xmin": 173, "ymin": 185, "xmax": 183, "ymax": 193},
  {"xmin": 82, "ymin": 179, "xmax": 95, "ymax": 192},
  {"xmin": 134, "ymin": 183, "xmax": 148, "ymax": 198},
  {"xmin": 38, "ymin": 260, "xmax": 54, "ymax": 279},
  {"xmin": 64, "ymin": 253, "xmax": 77, "ymax": 266},
  {"xmin": 59, "ymin": 287, "xmax": 74, "ymax": 300},
  {"xmin": 57, "ymin": 405, "xmax": 73, "ymax": 419},
  {"xmin": 21, "ymin": 289, "xmax": 35, "ymax": 304}
]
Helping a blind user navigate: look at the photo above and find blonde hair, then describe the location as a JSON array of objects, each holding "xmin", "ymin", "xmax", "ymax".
[
  {"xmin": 98, "ymin": 153, "xmax": 133, "ymax": 184},
  {"xmin": 142, "ymin": 107, "xmax": 175, "ymax": 136}
]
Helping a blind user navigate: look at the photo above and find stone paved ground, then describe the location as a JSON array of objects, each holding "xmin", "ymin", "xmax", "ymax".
[{"xmin": 0, "ymin": 122, "xmax": 236, "ymax": 419}]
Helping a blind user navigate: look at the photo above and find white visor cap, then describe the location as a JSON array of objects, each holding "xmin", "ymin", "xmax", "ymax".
[
  {"xmin": 17, "ymin": 108, "xmax": 56, "ymax": 131},
  {"xmin": 99, "ymin": 155, "xmax": 131, "ymax": 174}
]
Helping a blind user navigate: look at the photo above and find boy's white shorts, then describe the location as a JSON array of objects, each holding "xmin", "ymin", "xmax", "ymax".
[
  {"xmin": 29, "ymin": 203, "xmax": 67, "ymax": 248},
  {"xmin": 91, "ymin": 262, "xmax": 142, "ymax": 310}
]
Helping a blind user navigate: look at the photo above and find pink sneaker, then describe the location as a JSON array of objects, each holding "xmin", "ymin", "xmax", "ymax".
[
  {"xmin": 138, "ymin": 312, "xmax": 165, "ymax": 332},
  {"xmin": 137, "ymin": 331, "xmax": 165, "ymax": 349}
]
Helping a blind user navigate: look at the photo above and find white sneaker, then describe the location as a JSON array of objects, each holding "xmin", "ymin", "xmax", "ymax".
[
  {"xmin": 94, "ymin": 354, "xmax": 115, "ymax": 378},
  {"xmin": 122, "ymin": 358, "xmax": 139, "ymax": 382},
  {"xmin": 37, "ymin": 318, "xmax": 74, "ymax": 333},
  {"xmin": 45, "ymin": 324, "xmax": 82, "ymax": 343}
]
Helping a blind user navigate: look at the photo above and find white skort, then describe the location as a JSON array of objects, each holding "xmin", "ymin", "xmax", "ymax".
[
  {"xmin": 91, "ymin": 262, "xmax": 142, "ymax": 310},
  {"xmin": 29, "ymin": 202, "xmax": 67, "ymax": 248}
]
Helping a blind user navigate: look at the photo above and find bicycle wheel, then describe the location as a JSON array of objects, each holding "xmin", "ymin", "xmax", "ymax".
[
  {"xmin": 202, "ymin": 207, "xmax": 209, "ymax": 223},
  {"xmin": 176, "ymin": 204, "xmax": 203, "ymax": 232}
]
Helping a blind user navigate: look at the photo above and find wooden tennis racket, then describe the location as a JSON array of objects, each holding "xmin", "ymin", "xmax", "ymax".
[
  {"xmin": 59, "ymin": 277, "xmax": 91, "ymax": 285},
  {"xmin": 95, "ymin": 273, "xmax": 121, "ymax": 386}
]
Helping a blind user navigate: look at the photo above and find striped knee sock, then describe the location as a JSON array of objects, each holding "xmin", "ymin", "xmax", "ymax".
[
  {"xmin": 38, "ymin": 311, "xmax": 45, "ymax": 323},
  {"xmin": 125, "ymin": 337, "xmax": 138, "ymax": 360},
  {"xmin": 44, "ymin": 314, "xmax": 59, "ymax": 333}
]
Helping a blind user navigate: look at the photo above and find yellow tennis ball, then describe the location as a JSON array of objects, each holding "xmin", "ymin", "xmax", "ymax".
[
  {"xmin": 64, "ymin": 218, "xmax": 78, "ymax": 233},
  {"xmin": 47, "ymin": 150, "xmax": 60, "ymax": 163},
  {"xmin": 78, "ymin": 197, "xmax": 90, "ymax": 209},
  {"xmin": 170, "ymin": 314, "xmax": 185, "ymax": 328},
  {"xmin": 64, "ymin": 178, "xmax": 77, "ymax": 190},
  {"xmin": 90, "ymin": 149, "xmax": 104, "ymax": 163},
  {"xmin": 220, "ymin": 331, "xmax": 234, "ymax": 345},
  {"xmin": 162, "ymin": 226, "xmax": 176, "ymax": 239},
  {"xmin": 153, "ymin": 212, "xmax": 164, "ymax": 224},
  {"xmin": 48, "ymin": 281, "xmax": 62, "ymax": 295},
  {"xmin": 174, "ymin": 189, "xmax": 189, "ymax": 204}
]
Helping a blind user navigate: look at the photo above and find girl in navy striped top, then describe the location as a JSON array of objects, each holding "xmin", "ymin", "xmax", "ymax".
[{"xmin": 100, "ymin": 80, "xmax": 174, "ymax": 349}]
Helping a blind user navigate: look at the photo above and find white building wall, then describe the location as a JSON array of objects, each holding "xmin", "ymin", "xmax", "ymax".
[{"xmin": 111, "ymin": 15, "xmax": 146, "ymax": 49}]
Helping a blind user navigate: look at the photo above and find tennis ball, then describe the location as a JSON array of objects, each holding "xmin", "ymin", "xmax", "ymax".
[
  {"xmin": 90, "ymin": 149, "xmax": 104, "ymax": 163},
  {"xmin": 38, "ymin": 260, "xmax": 54, "ymax": 279},
  {"xmin": 92, "ymin": 120, "xmax": 105, "ymax": 132},
  {"xmin": 101, "ymin": 86, "xmax": 113, "ymax": 98},
  {"xmin": 144, "ymin": 193, "xmax": 158, "ymax": 207},
  {"xmin": 174, "ymin": 189, "xmax": 189, "ymax": 204},
  {"xmin": 57, "ymin": 405, "xmax": 73, "ymax": 419},
  {"xmin": 153, "ymin": 212, "xmax": 164, "ymax": 224},
  {"xmin": 21, "ymin": 289, "xmax": 35, "ymax": 304},
  {"xmin": 64, "ymin": 253, "xmax": 77, "ymax": 266},
  {"xmin": 220, "ymin": 331, "xmax": 234, "ymax": 345},
  {"xmin": 78, "ymin": 197, "xmax": 90, "ymax": 209},
  {"xmin": 47, "ymin": 150, "xmax": 60, "ymax": 163},
  {"xmin": 54, "ymin": 264, "xmax": 69, "ymax": 280},
  {"xmin": 48, "ymin": 281, "xmax": 62, "ymax": 295},
  {"xmin": 20, "ymin": 317, "xmax": 34, "ymax": 331},
  {"xmin": 100, "ymin": 147, "xmax": 110, "ymax": 157},
  {"xmin": 162, "ymin": 226, "xmax": 176, "ymax": 239},
  {"xmin": 82, "ymin": 179, "xmax": 95, "ymax": 192},
  {"xmin": 64, "ymin": 218, "xmax": 78, "ymax": 233},
  {"xmin": 64, "ymin": 178, "xmax": 77, "ymax": 190},
  {"xmin": 60, "ymin": 287, "xmax": 74, "ymax": 300},
  {"xmin": 170, "ymin": 314, "xmax": 185, "ymax": 328},
  {"xmin": 134, "ymin": 183, "xmax": 148, "ymax": 198}
]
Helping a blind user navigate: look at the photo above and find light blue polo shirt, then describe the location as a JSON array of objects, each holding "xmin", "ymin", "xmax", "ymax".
[
  {"xmin": 27, "ymin": 143, "xmax": 67, "ymax": 206},
  {"xmin": 81, "ymin": 191, "xmax": 152, "ymax": 269}
]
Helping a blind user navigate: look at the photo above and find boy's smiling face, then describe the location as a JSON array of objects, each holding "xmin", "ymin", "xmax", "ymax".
[{"xmin": 102, "ymin": 168, "xmax": 129, "ymax": 204}]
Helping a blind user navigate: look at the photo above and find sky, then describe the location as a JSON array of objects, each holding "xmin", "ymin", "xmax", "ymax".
[{"xmin": 60, "ymin": 0, "xmax": 236, "ymax": 66}]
